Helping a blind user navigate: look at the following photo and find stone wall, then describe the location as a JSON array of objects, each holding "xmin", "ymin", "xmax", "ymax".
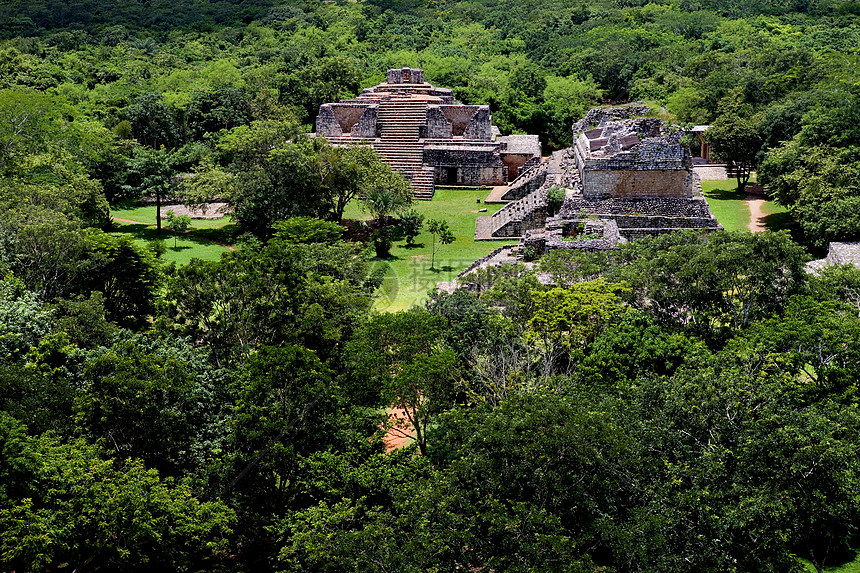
[
  {"xmin": 424, "ymin": 106, "xmax": 452, "ymax": 139},
  {"xmin": 572, "ymin": 104, "xmax": 655, "ymax": 135},
  {"xmin": 500, "ymin": 162, "xmax": 547, "ymax": 201},
  {"xmin": 331, "ymin": 105, "xmax": 366, "ymax": 133},
  {"xmin": 433, "ymin": 165, "xmax": 506, "ymax": 186},
  {"xmin": 500, "ymin": 153, "xmax": 531, "ymax": 180},
  {"xmin": 351, "ymin": 106, "xmax": 378, "ymax": 138},
  {"xmin": 315, "ymin": 105, "xmax": 342, "ymax": 137},
  {"xmin": 582, "ymin": 169, "xmax": 693, "ymax": 199},
  {"xmin": 441, "ymin": 105, "xmax": 478, "ymax": 136},
  {"xmin": 463, "ymin": 107, "xmax": 493, "ymax": 140},
  {"xmin": 559, "ymin": 196, "xmax": 716, "ymax": 219},
  {"xmin": 387, "ymin": 67, "xmax": 425, "ymax": 84},
  {"xmin": 424, "ymin": 145, "xmax": 504, "ymax": 167}
]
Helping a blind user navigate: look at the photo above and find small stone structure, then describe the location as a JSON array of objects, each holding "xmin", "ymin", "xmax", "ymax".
[
  {"xmin": 806, "ymin": 242, "xmax": 860, "ymax": 274},
  {"xmin": 314, "ymin": 67, "xmax": 541, "ymax": 199},
  {"xmin": 521, "ymin": 216, "xmax": 624, "ymax": 255}
]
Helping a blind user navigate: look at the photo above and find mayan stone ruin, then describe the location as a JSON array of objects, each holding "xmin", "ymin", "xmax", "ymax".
[
  {"xmin": 315, "ymin": 67, "xmax": 541, "ymax": 199},
  {"xmin": 475, "ymin": 104, "xmax": 722, "ymax": 251}
]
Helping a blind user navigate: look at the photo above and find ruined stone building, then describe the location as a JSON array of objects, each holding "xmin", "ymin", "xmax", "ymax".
[
  {"xmin": 315, "ymin": 67, "xmax": 540, "ymax": 199},
  {"xmin": 475, "ymin": 105, "xmax": 721, "ymax": 249}
]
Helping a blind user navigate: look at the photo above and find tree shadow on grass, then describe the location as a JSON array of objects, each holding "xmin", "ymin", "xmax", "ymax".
[
  {"xmin": 429, "ymin": 265, "xmax": 455, "ymax": 273},
  {"xmin": 111, "ymin": 222, "xmax": 231, "ymax": 250},
  {"xmin": 762, "ymin": 211, "xmax": 794, "ymax": 232},
  {"xmin": 191, "ymin": 224, "xmax": 242, "ymax": 245},
  {"xmin": 703, "ymin": 187, "xmax": 746, "ymax": 201},
  {"xmin": 400, "ymin": 242, "xmax": 425, "ymax": 249}
]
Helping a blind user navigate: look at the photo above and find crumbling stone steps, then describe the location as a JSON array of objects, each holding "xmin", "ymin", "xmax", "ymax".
[{"xmin": 487, "ymin": 188, "xmax": 548, "ymax": 237}]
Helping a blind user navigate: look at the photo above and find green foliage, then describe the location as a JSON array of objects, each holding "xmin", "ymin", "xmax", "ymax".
[
  {"xmin": 163, "ymin": 233, "xmax": 378, "ymax": 366},
  {"xmin": 398, "ymin": 208, "xmax": 424, "ymax": 246},
  {"xmin": 6, "ymin": 1, "xmax": 860, "ymax": 570},
  {"xmin": 426, "ymin": 218, "xmax": 455, "ymax": 270},
  {"xmin": 546, "ymin": 185, "xmax": 565, "ymax": 216},
  {"xmin": 76, "ymin": 332, "xmax": 224, "ymax": 477},
  {"xmin": 0, "ymin": 413, "xmax": 235, "ymax": 572},
  {"xmin": 222, "ymin": 132, "xmax": 402, "ymax": 234},
  {"xmin": 0, "ymin": 274, "xmax": 53, "ymax": 363},
  {"xmin": 607, "ymin": 230, "xmax": 808, "ymax": 345},
  {"xmin": 124, "ymin": 92, "xmax": 181, "ymax": 149},
  {"xmin": 347, "ymin": 310, "xmax": 457, "ymax": 455},
  {"xmin": 706, "ymin": 93, "xmax": 765, "ymax": 192},
  {"xmin": 528, "ymin": 278, "xmax": 630, "ymax": 353},
  {"xmin": 164, "ymin": 209, "xmax": 191, "ymax": 247},
  {"xmin": 272, "ymin": 216, "xmax": 344, "ymax": 244}
]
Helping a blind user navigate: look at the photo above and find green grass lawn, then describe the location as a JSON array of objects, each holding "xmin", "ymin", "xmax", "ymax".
[
  {"xmin": 701, "ymin": 180, "xmax": 752, "ymax": 232},
  {"xmin": 110, "ymin": 205, "xmax": 236, "ymax": 266},
  {"xmin": 113, "ymin": 191, "xmax": 513, "ymax": 309},
  {"xmin": 759, "ymin": 195, "xmax": 793, "ymax": 232},
  {"xmin": 350, "ymin": 188, "xmax": 516, "ymax": 312},
  {"xmin": 700, "ymin": 179, "xmax": 792, "ymax": 233}
]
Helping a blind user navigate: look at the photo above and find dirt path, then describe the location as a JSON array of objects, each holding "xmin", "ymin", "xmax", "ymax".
[
  {"xmin": 111, "ymin": 216, "xmax": 235, "ymax": 251},
  {"xmin": 382, "ymin": 407, "xmax": 414, "ymax": 452},
  {"xmin": 746, "ymin": 195, "xmax": 766, "ymax": 233}
]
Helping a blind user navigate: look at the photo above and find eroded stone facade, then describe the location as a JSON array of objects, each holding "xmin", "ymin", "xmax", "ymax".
[{"xmin": 475, "ymin": 106, "xmax": 721, "ymax": 243}]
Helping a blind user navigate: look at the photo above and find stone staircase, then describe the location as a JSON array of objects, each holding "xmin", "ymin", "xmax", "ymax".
[
  {"xmin": 488, "ymin": 188, "xmax": 548, "ymax": 238},
  {"xmin": 374, "ymin": 98, "xmax": 434, "ymax": 200}
]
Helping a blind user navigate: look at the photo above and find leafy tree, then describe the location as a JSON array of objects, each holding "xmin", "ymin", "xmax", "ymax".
[
  {"xmin": 163, "ymin": 230, "xmax": 379, "ymax": 366},
  {"xmin": 124, "ymin": 91, "xmax": 181, "ymax": 149},
  {"xmin": 705, "ymin": 94, "xmax": 765, "ymax": 192},
  {"xmin": 0, "ymin": 274, "xmax": 53, "ymax": 363},
  {"xmin": 82, "ymin": 230, "xmax": 160, "ymax": 330},
  {"xmin": 123, "ymin": 145, "xmax": 177, "ymax": 232},
  {"xmin": 0, "ymin": 209, "xmax": 92, "ymax": 302},
  {"xmin": 0, "ymin": 90, "xmax": 61, "ymax": 172},
  {"xmin": 185, "ymin": 86, "xmax": 251, "ymax": 140},
  {"xmin": 347, "ymin": 311, "xmax": 457, "ymax": 456},
  {"xmin": 0, "ymin": 413, "xmax": 236, "ymax": 572},
  {"xmin": 75, "ymin": 332, "xmax": 226, "ymax": 477},
  {"xmin": 398, "ymin": 208, "xmax": 424, "ymax": 247},
  {"xmin": 164, "ymin": 209, "xmax": 191, "ymax": 247},
  {"xmin": 275, "ymin": 449, "xmax": 435, "ymax": 572},
  {"xmin": 426, "ymin": 218, "xmax": 455, "ymax": 270},
  {"xmin": 527, "ymin": 279, "xmax": 629, "ymax": 360},
  {"xmin": 360, "ymin": 162, "xmax": 412, "ymax": 257},
  {"xmin": 271, "ymin": 216, "xmax": 344, "ymax": 244},
  {"xmin": 607, "ymin": 230, "xmax": 807, "ymax": 345},
  {"xmin": 224, "ymin": 346, "xmax": 338, "ymax": 518},
  {"xmin": 221, "ymin": 133, "xmax": 397, "ymax": 234}
]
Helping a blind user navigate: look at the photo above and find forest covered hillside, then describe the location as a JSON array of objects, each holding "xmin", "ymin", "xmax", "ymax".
[{"xmin": 3, "ymin": 0, "xmax": 860, "ymax": 571}]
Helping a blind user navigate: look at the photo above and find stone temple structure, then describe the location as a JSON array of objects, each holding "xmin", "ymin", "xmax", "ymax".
[
  {"xmin": 315, "ymin": 67, "xmax": 540, "ymax": 199},
  {"xmin": 475, "ymin": 105, "xmax": 721, "ymax": 245}
]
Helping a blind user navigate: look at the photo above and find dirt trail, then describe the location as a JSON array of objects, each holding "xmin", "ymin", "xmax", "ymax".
[
  {"xmin": 111, "ymin": 216, "xmax": 235, "ymax": 251},
  {"xmin": 382, "ymin": 407, "xmax": 414, "ymax": 452},
  {"xmin": 746, "ymin": 195, "xmax": 766, "ymax": 233}
]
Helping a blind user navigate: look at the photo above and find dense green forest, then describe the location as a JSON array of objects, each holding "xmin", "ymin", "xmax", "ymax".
[{"xmin": 4, "ymin": 0, "xmax": 860, "ymax": 571}]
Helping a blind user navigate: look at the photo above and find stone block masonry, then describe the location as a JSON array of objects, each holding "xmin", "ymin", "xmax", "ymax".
[{"xmin": 314, "ymin": 67, "xmax": 540, "ymax": 199}]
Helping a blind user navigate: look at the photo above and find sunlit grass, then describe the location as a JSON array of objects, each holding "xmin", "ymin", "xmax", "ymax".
[
  {"xmin": 700, "ymin": 180, "xmax": 750, "ymax": 232},
  {"xmin": 110, "ymin": 205, "xmax": 235, "ymax": 265},
  {"xmin": 345, "ymin": 188, "xmax": 516, "ymax": 312}
]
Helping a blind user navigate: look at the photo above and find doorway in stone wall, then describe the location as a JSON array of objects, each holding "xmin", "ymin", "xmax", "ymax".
[{"xmin": 444, "ymin": 167, "xmax": 458, "ymax": 185}]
